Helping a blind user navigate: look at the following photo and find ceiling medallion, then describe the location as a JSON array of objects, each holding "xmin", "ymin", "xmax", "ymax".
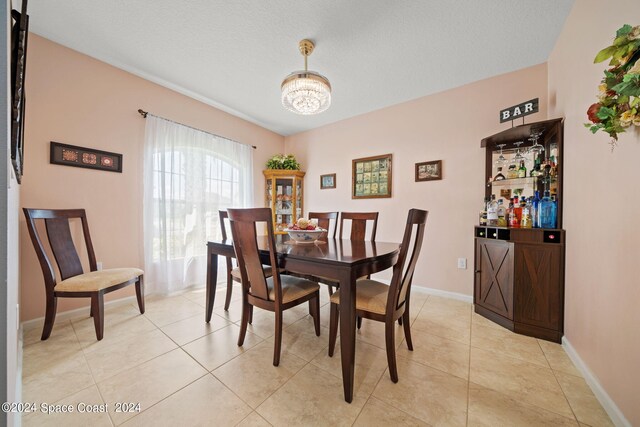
[{"xmin": 281, "ymin": 39, "xmax": 332, "ymax": 115}]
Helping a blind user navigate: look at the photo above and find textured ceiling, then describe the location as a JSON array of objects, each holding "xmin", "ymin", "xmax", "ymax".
[{"xmin": 24, "ymin": 0, "xmax": 574, "ymax": 136}]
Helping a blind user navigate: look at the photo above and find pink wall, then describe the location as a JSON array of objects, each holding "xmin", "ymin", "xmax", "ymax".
[
  {"xmin": 548, "ymin": 1, "xmax": 640, "ymax": 424},
  {"xmin": 285, "ymin": 64, "xmax": 548, "ymax": 294},
  {"xmin": 21, "ymin": 35, "xmax": 284, "ymax": 321}
]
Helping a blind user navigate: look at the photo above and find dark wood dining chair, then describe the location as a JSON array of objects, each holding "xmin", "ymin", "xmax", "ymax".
[
  {"xmin": 23, "ymin": 208, "xmax": 145, "ymax": 341},
  {"xmin": 308, "ymin": 211, "xmax": 338, "ymax": 241},
  {"xmin": 328, "ymin": 208, "xmax": 428, "ymax": 383},
  {"xmin": 227, "ymin": 207, "xmax": 321, "ymax": 366},
  {"xmin": 339, "ymin": 211, "xmax": 379, "ymax": 242},
  {"xmin": 219, "ymin": 210, "xmax": 275, "ymax": 312},
  {"xmin": 320, "ymin": 211, "xmax": 379, "ymax": 296}
]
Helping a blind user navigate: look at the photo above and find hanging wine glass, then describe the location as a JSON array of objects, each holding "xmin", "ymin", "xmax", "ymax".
[
  {"xmin": 494, "ymin": 144, "xmax": 507, "ymax": 165},
  {"xmin": 510, "ymin": 141, "xmax": 525, "ymax": 164},
  {"xmin": 528, "ymin": 129, "xmax": 545, "ymax": 155}
]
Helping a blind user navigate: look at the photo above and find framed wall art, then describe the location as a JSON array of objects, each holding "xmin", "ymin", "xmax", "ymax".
[
  {"xmin": 10, "ymin": 1, "xmax": 30, "ymax": 184},
  {"xmin": 415, "ymin": 160, "xmax": 442, "ymax": 182},
  {"xmin": 352, "ymin": 153, "xmax": 392, "ymax": 199},
  {"xmin": 50, "ymin": 141, "xmax": 123, "ymax": 173},
  {"xmin": 320, "ymin": 173, "xmax": 336, "ymax": 189}
]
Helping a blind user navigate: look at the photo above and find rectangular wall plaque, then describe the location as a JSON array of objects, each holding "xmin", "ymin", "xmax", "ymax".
[
  {"xmin": 50, "ymin": 141, "xmax": 123, "ymax": 173},
  {"xmin": 352, "ymin": 153, "xmax": 392, "ymax": 199},
  {"xmin": 499, "ymin": 98, "xmax": 539, "ymax": 123}
]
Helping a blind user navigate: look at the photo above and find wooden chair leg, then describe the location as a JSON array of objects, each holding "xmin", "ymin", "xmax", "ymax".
[
  {"xmin": 357, "ymin": 316, "xmax": 363, "ymax": 329},
  {"xmin": 224, "ymin": 274, "xmax": 233, "ymax": 311},
  {"xmin": 273, "ymin": 310, "xmax": 283, "ymax": 367},
  {"xmin": 397, "ymin": 317, "xmax": 403, "ymax": 326},
  {"xmin": 238, "ymin": 301, "xmax": 250, "ymax": 346},
  {"xmin": 309, "ymin": 293, "xmax": 320, "ymax": 336},
  {"xmin": 135, "ymin": 276, "xmax": 145, "ymax": 314},
  {"xmin": 91, "ymin": 292, "xmax": 105, "ymax": 341},
  {"xmin": 385, "ymin": 320, "xmax": 398, "ymax": 383},
  {"xmin": 89, "ymin": 304, "xmax": 93, "ymax": 317},
  {"xmin": 41, "ymin": 295, "xmax": 57, "ymax": 340},
  {"xmin": 328, "ymin": 303, "xmax": 339, "ymax": 357},
  {"xmin": 402, "ymin": 310, "xmax": 413, "ymax": 351},
  {"xmin": 248, "ymin": 305, "xmax": 253, "ymax": 325}
]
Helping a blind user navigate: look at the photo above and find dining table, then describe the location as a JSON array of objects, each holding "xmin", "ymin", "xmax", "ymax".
[{"xmin": 205, "ymin": 235, "xmax": 400, "ymax": 403}]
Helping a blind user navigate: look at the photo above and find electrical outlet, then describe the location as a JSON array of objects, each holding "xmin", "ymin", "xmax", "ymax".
[
  {"xmin": 97, "ymin": 261, "xmax": 103, "ymax": 271},
  {"xmin": 457, "ymin": 258, "xmax": 467, "ymax": 269}
]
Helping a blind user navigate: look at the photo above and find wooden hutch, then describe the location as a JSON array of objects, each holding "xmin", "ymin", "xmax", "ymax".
[{"xmin": 263, "ymin": 169, "xmax": 305, "ymax": 234}]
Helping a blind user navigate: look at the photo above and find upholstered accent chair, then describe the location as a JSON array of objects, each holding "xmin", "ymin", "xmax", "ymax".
[{"xmin": 23, "ymin": 208, "xmax": 144, "ymax": 341}]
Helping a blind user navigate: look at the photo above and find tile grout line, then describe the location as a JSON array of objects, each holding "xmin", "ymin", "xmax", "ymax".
[
  {"xmin": 234, "ymin": 410, "xmax": 274, "ymax": 427},
  {"xmin": 116, "ymin": 372, "xmax": 210, "ymax": 426},
  {"xmin": 69, "ymin": 319, "xmax": 117, "ymax": 426},
  {"xmin": 249, "ymin": 353, "xmax": 313, "ymax": 419},
  {"xmin": 539, "ymin": 339, "xmax": 582, "ymax": 424}
]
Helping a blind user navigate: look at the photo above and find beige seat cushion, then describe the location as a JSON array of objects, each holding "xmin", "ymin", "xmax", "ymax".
[
  {"xmin": 329, "ymin": 279, "xmax": 389, "ymax": 315},
  {"xmin": 55, "ymin": 268, "xmax": 143, "ymax": 292},
  {"xmin": 265, "ymin": 275, "xmax": 320, "ymax": 303},
  {"xmin": 231, "ymin": 265, "xmax": 273, "ymax": 280}
]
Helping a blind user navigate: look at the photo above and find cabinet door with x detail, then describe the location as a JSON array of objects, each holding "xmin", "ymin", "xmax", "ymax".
[{"xmin": 474, "ymin": 239, "xmax": 514, "ymax": 320}]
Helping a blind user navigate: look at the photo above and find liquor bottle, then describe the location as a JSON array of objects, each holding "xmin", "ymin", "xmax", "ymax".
[
  {"xmin": 494, "ymin": 167, "xmax": 506, "ymax": 181},
  {"xmin": 518, "ymin": 161, "xmax": 527, "ymax": 178},
  {"xmin": 509, "ymin": 197, "xmax": 521, "ymax": 228},
  {"xmin": 497, "ymin": 199, "xmax": 507, "ymax": 227},
  {"xmin": 487, "ymin": 195, "xmax": 499, "ymax": 226},
  {"xmin": 521, "ymin": 197, "xmax": 533, "ymax": 228},
  {"xmin": 479, "ymin": 197, "xmax": 489, "ymax": 226},
  {"xmin": 507, "ymin": 164, "xmax": 518, "ymax": 179},
  {"xmin": 530, "ymin": 155, "xmax": 542, "ymax": 177},
  {"xmin": 539, "ymin": 190, "xmax": 557, "ymax": 229},
  {"xmin": 532, "ymin": 191, "xmax": 541, "ymax": 228}
]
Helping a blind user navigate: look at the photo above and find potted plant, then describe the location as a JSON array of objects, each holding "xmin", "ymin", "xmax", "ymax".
[{"xmin": 265, "ymin": 154, "xmax": 301, "ymax": 170}]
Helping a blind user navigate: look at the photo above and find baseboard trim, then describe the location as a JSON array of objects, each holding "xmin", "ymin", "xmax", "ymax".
[
  {"xmin": 562, "ymin": 337, "xmax": 630, "ymax": 427},
  {"xmin": 21, "ymin": 295, "xmax": 138, "ymax": 331},
  {"xmin": 412, "ymin": 285, "xmax": 473, "ymax": 303},
  {"xmin": 370, "ymin": 277, "xmax": 473, "ymax": 303}
]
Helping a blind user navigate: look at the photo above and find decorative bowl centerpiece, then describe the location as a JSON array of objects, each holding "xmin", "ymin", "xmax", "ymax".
[{"xmin": 284, "ymin": 218, "xmax": 325, "ymax": 244}]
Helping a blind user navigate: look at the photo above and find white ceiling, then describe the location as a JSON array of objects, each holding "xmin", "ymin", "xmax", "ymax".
[{"xmin": 25, "ymin": 0, "xmax": 574, "ymax": 136}]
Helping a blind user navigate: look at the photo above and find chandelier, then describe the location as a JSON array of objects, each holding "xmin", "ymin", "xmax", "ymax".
[{"xmin": 281, "ymin": 39, "xmax": 332, "ymax": 115}]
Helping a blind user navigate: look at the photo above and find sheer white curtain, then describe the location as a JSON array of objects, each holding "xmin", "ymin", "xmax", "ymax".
[{"xmin": 143, "ymin": 115, "xmax": 253, "ymax": 294}]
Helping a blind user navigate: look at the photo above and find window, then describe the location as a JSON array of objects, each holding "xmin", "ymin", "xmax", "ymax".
[{"xmin": 143, "ymin": 116, "xmax": 253, "ymax": 293}]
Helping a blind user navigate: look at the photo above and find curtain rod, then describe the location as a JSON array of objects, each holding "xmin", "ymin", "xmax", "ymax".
[{"xmin": 138, "ymin": 109, "xmax": 257, "ymax": 149}]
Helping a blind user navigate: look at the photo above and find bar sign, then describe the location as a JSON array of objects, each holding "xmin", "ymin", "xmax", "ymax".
[{"xmin": 499, "ymin": 98, "xmax": 539, "ymax": 123}]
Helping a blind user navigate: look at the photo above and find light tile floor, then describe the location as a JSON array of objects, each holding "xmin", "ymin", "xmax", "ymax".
[{"xmin": 21, "ymin": 285, "xmax": 613, "ymax": 426}]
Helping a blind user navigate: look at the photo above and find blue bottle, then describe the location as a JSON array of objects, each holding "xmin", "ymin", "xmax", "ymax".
[
  {"xmin": 532, "ymin": 191, "xmax": 541, "ymax": 228},
  {"xmin": 539, "ymin": 190, "xmax": 557, "ymax": 229}
]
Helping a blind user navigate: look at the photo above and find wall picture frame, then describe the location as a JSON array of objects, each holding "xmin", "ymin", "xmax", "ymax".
[
  {"xmin": 415, "ymin": 160, "xmax": 442, "ymax": 182},
  {"xmin": 10, "ymin": 1, "xmax": 30, "ymax": 184},
  {"xmin": 352, "ymin": 154, "xmax": 392, "ymax": 199},
  {"xmin": 320, "ymin": 173, "xmax": 336, "ymax": 189},
  {"xmin": 50, "ymin": 141, "xmax": 123, "ymax": 173}
]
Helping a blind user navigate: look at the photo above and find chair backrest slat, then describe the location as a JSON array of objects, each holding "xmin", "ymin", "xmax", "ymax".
[
  {"xmin": 23, "ymin": 208, "xmax": 98, "ymax": 290},
  {"xmin": 387, "ymin": 209, "xmax": 428, "ymax": 313},
  {"xmin": 227, "ymin": 208, "xmax": 281, "ymax": 303},
  {"xmin": 339, "ymin": 212, "xmax": 379, "ymax": 241},
  {"xmin": 308, "ymin": 211, "xmax": 338, "ymax": 239},
  {"xmin": 219, "ymin": 210, "xmax": 230, "ymax": 240},
  {"xmin": 45, "ymin": 218, "xmax": 84, "ymax": 280}
]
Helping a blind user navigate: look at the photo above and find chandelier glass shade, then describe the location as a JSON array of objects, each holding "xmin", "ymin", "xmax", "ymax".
[{"xmin": 281, "ymin": 40, "xmax": 331, "ymax": 115}]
